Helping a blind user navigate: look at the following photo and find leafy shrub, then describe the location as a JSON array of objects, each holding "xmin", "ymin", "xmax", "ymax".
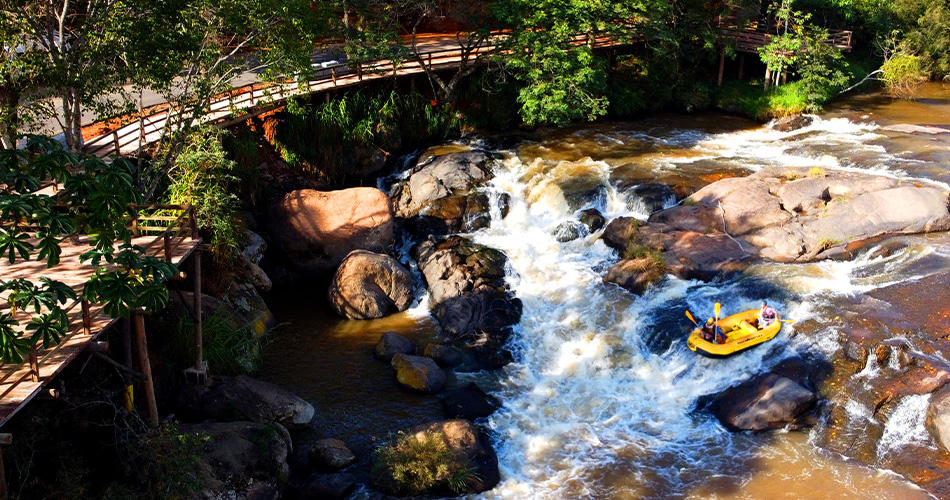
[
  {"xmin": 372, "ymin": 431, "xmax": 475, "ymax": 495},
  {"xmin": 881, "ymin": 52, "xmax": 927, "ymax": 99},
  {"xmin": 166, "ymin": 128, "xmax": 244, "ymax": 265}
]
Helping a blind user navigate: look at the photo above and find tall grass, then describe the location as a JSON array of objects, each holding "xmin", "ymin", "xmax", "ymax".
[
  {"xmin": 267, "ymin": 89, "xmax": 463, "ymax": 186},
  {"xmin": 174, "ymin": 308, "xmax": 270, "ymax": 375}
]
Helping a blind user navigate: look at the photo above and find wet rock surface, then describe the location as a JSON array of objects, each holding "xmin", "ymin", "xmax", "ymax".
[
  {"xmin": 309, "ymin": 438, "xmax": 355, "ymax": 472},
  {"xmin": 413, "ymin": 236, "xmax": 523, "ymax": 370},
  {"xmin": 391, "ymin": 353, "xmax": 446, "ymax": 393},
  {"xmin": 709, "ymin": 373, "xmax": 818, "ymax": 432},
  {"xmin": 374, "ymin": 331, "xmax": 415, "ymax": 361}
]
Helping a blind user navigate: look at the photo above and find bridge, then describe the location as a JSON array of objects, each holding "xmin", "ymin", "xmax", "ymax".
[{"xmin": 81, "ymin": 26, "xmax": 852, "ymax": 158}]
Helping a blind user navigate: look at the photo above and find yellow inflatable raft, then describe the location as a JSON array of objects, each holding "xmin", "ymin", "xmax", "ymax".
[{"xmin": 686, "ymin": 309, "xmax": 781, "ymax": 358}]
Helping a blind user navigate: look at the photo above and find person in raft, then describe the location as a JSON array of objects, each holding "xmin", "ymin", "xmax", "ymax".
[
  {"xmin": 700, "ymin": 318, "xmax": 725, "ymax": 344},
  {"xmin": 757, "ymin": 300, "xmax": 778, "ymax": 327}
]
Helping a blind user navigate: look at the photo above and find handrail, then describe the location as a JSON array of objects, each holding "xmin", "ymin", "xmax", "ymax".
[{"xmin": 0, "ymin": 204, "xmax": 198, "ymax": 389}]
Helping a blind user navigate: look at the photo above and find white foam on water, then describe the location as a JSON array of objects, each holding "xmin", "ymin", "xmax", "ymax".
[
  {"xmin": 458, "ymin": 116, "xmax": 938, "ymax": 499},
  {"xmin": 877, "ymin": 394, "xmax": 934, "ymax": 460}
]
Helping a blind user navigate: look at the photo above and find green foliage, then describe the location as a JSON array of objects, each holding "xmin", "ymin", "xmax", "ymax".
[
  {"xmin": 716, "ymin": 80, "xmax": 820, "ymax": 120},
  {"xmin": 115, "ymin": 421, "xmax": 208, "ymax": 500},
  {"xmin": 268, "ymin": 89, "xmax": 462, "ymax": 186},
  {"xmin": 167, "ymin": 128, "xmax": 243, "ymax": 264},
  {"xmin": 881, "ymin": 51, "xmax": 927, "ymax": 98},
  {"xmin": 373, "ymin": 430, "xmax": 476, "ymax": 495},
  {"xmin": 175, "ymin": 307, "xmax": 270, "ymax": 375},
  {"xmin": 0, "ymin": 136, "xmax": 177, "ymax": 363},
  {"xmin": 621, "ymin": 243, "xmax": 667, "ymax": 271}
]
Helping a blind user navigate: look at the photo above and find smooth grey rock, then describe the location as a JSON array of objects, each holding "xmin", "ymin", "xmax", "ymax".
[{"xmin": 374, "ymin": 331, "xmax": 415, "ymax": 361}]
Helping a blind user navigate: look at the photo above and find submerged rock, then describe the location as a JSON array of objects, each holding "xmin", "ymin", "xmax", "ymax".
[
  {"xmin": 309, "ymin": 439, "xmax": 355, "ymax": 472},
  {"xmin": 579, "ymin": 208, "xmax": 606, "ymax": 233},
  {"xmin": 176, "ymin": 375, "xmax": 315, "ymax": 430},
  {"xmin": 268, "ymin": 187, "xmax": 394, "ymax": 276},
  {"xmin": 392, "ymin": 353, "xmax": 446, "ymax": 393},
  {"xmin": 771, "ymin": 114, "xmax": 814, "ymax": 132},
  {"xmin": 709, "ymin": 373, "xmax": 817, "ymax": 432},
  {"xmin": 297, "ymin": 472, "xmax": 356, "ymax": 500},
  {"xmin": 441, "ymin": 382, "xmax": 501, "ymax": 420},
  {"xmin": 327, "ymin": 250, "xmax": 414, "ymax": 320},
  {"xmin": 375, "ymin": 331, "xmax": 415, "ymax": 361}
]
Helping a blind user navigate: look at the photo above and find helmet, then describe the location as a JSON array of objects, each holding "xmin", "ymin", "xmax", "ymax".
[
  {"xmin": 761, "ymin": 300, "xmax": 768, "ymax": 307},
  {"xmin": 706, "ymin": 318, "xmax": 714, "ymax": 325}
]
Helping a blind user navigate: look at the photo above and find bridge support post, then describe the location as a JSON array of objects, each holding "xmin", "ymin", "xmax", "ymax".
[
  {"xmin": 184, "ymin": 250, "xmax": 208, "ymax": 385},
  {"xmin": 0, "ymin": 433, "xmax": 11, "ymax": 497},
  {"xmin": 133, "ymin": 310, "xmax": 159, "ymax": 426},
  {"xmin": 738, "ymin": 53, "xmax": 745, "ymax": 80},
  {"xmin": 717, "ymin": 48, "xmax": 725, "ymax": 86}
]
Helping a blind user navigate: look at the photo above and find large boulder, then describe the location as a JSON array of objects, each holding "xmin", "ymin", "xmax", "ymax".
[
  {"xmin": 176, "ymin": 375, "xmax": 315, "ymax": 429},
  {"xmin": 372, "ymin": 419, "xmax": 499, "ymax": 496},
  {"xmin": 413, "ymin": 236, "xmax": 522, "ymax": 369},
  {"xmin": 393, "ymin": 151, "xmax": 496, "ymax": 218},
  {"xmin": 709, "ymin": 373, "xmax": 817, "ymax": 431},
  {"xmin": 629, "ymin": 168, "xmax": 950, "ymax": 277},
  {"xmin": 327, "ymin": 250, "xmax": 414, "ymax": 320},
  {"xmin": 393, "ymin": 151, "xmax": 506, "ymax": 236},
  {"xmin": 268, "ymin": 188, "xmax": 394, "ymax": 275},
  {"xmin": 391, "ymin": 353, "xmax": 446, "ymax": 393},
  {"xmin": 182, "ymin": 421, "xmax": 292, "ymax": 500},
  {"xmin": 928, "ymin": 386, "xmax": 950, "ymax": 453}
]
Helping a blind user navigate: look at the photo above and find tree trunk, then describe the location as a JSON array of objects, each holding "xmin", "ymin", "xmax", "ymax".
[
  {"xmin": 0, "ymin": 84, "xmax": 20, "ymax": 150},
  {"xmin": 60, "ymin": 88, "xmax": 84, "ymax": 152}
]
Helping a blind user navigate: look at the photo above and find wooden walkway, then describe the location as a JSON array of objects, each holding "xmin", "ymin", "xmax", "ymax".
[
  {"xmin": 0, "ymin": 206, "xmax": 200, "ymax": 427},
  {"xmin": 81, "ymin": 25, "xmax": 853, "ymax": 158}
]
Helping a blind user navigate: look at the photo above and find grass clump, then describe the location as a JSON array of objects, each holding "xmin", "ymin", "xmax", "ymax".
[
  {"xmin": 817, "ymin": 236, "xmax": 841, "ymax": 250},
  {"xmin": 622, "ymin": 243, "xmax": 667, "ymax": 271},
  {"xmin": 808, "ymin": 167, "xmax": 827, "ymax": 178},
  {"xmin": 372, "ymin": 431, "xmax": 476, "ymax": 496},
  {"xmin": 175, "ymin": 308, "xmax": 271, "ymax": 375}
]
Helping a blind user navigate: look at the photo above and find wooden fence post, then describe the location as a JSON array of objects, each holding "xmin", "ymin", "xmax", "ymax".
[
  {"xmin": 163, "ymin": 233, "xmax": 172, "ymax": 262},
  {"xmin": 29, "ymin": 346, "xmax": 38, "ymax": 383},
  {"xmin": 133, "ymin": 311, "xmax": 159, "ymax": 426},
  {"xmin": 112, "ymin": 131, "xmax": 120, "ymax": 156},
  {"xmin": 81, "ymin": 299, "xmax": 91, "ymax": 335}
]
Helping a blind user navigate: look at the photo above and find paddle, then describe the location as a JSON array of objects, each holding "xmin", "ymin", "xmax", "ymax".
[
  {"xmin": 781, "ymin": 319, "xmax": 796, "ymax": 323},
  {"xmin": 714, "ymin": 302, "xmax": 724, "ymax": 344},
  {"xmin": 685, "ymin": 310, "xmax": 698, "ymax": 326}
]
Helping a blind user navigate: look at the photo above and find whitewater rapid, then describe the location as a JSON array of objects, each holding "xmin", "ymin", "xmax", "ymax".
[{"xmin": 459, "ymin": 116, "xmax": 940, "ymax": 499}]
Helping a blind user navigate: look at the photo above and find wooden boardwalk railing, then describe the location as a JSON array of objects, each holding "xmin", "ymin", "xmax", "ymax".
[
  {"xmin": 0, "ymin": 205, "xmax": 201, "ymax": 427},
  {"xmin": 82, "ymin": 26, "xmax": 852, "ymax": 159}
]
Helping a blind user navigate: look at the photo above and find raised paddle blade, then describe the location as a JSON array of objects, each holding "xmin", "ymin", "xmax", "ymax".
[
  {"xmin": 714, "ymin": 302, "xmax": 721, "ymax": 321},
  {"xmin": 685, "ymin": 310, "xmax": 697, "ymax": 325},
  {"xmin": 781, "ymin": 319, "xmax": 796, "ymax": 323}
]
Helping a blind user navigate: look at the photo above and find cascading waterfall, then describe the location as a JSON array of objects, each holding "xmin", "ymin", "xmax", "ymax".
[{"xmin": 456, "ymin": 116, "xmax": 942, "ymax": 499}]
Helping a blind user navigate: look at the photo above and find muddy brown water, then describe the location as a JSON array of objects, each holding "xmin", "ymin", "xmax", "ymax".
[{"xmin": 261, "ymin": 84, "xmax": 950, "ymax": 499}]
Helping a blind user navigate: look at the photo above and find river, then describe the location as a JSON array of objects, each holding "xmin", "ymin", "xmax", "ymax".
[{"xmin": 261, "ymin": 83, "xmax": 950, "ymax": 499}]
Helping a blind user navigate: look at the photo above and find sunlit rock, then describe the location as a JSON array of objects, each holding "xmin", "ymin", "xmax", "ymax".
[
  {"xmin": 392, "ymin": 353, "xmax": 446, "ymax": 393},
  {"xmin": 327, "ymin": 250, "xmax": 413, "ymax": 320},
  {"xmin": 268, "ymin": 187, "xmax": 394, "ymax": 275},
  {"xmin": 371, "ymin": 419, "xmax": 499, "ymax": 495},
  {"xmin": 603, "ymin": 257, "xmax": 666, "ymax": 295}
]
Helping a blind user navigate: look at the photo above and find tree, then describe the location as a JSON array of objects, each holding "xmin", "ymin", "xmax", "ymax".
[{"xmin": 0, "ymin": 135, "xmax": 176, "ymax": 363}]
